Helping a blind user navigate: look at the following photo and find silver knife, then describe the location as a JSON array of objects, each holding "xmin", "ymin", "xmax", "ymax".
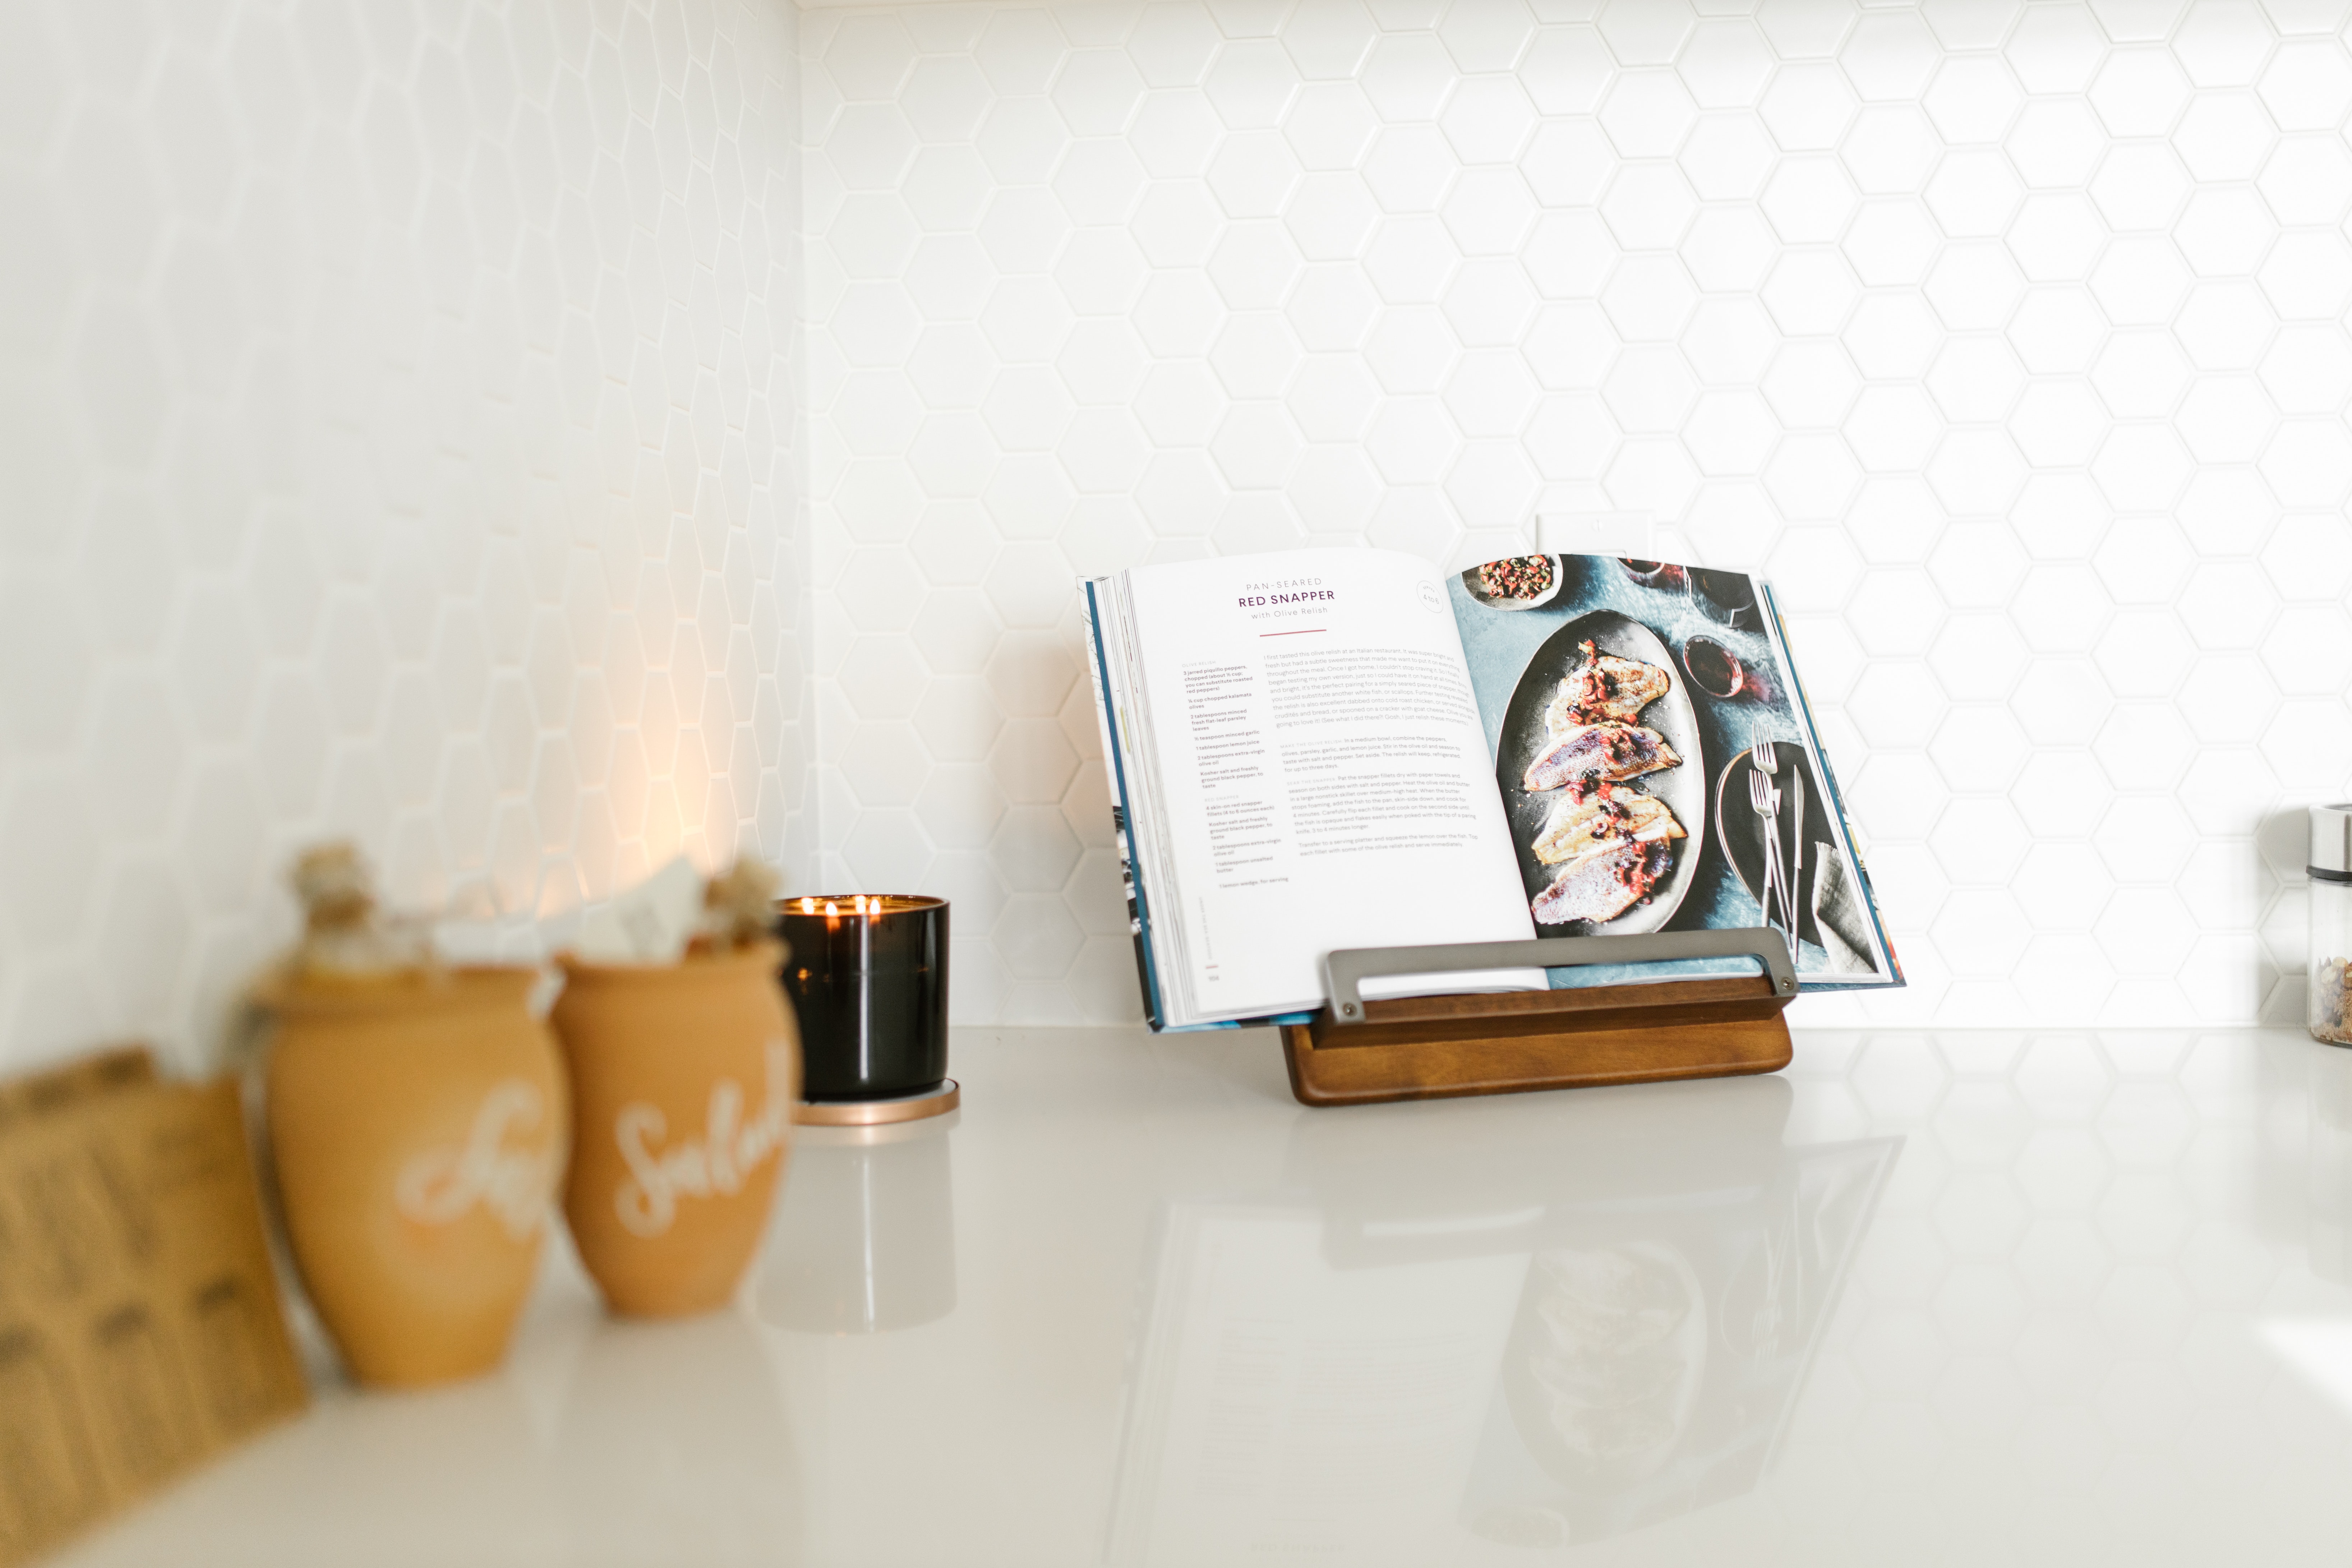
[{"xmin": 1788, "ymin": 762, "xmax": 1805, "ymax": 944}]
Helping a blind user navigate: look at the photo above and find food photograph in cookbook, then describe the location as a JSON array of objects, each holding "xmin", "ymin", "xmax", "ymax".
[{"xmin": 1448, "ymin": 556, "xmax": 1884, "ymax": 979}]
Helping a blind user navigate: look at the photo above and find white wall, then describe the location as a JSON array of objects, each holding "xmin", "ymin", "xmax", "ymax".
[
  {"xmin": 5, "ymin": 0, "xmax": 2344, "ymax": 1068},
  {"xmin": 799, "ymin": 0, "xmax": 2352, "ymax": 1028},
  {"xmin": 0, "ymin": 0, "xmax": 809, "ymax": 1075}
]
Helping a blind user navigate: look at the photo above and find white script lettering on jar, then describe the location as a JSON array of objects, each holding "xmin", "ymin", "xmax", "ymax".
[
  {"xmin": 612, "ymin": 1041, "xmax": 794, "ymax": 1239},
  {"xmin": 394, "ymin": 1080, "xmax": 558, "ymax": 1242}
]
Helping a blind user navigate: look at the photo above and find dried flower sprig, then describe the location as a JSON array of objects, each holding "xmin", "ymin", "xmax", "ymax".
[
  {"xmin": 699, "ymin": 857, "xmax": 783, "ymax": 953},
  {"xmin": 285, "ymin": 842, "xmax": 432, "ymax": 982}
]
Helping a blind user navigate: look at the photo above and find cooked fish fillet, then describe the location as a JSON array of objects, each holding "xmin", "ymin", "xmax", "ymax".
[
  {"xmin": 1522, "ymin": 724, "xmax": 1680, "ymax": 792},
  {"xmin": 1544, "ymin": 644, "xmax": 1671, "ymax": 732},
  {"xmin": 1530, "ymin": 837, "xmax": 1673, "ymax": 926},
  {"xmin": 1532, "ymin": 790, "xmax": 1685, "ymax": 866}
]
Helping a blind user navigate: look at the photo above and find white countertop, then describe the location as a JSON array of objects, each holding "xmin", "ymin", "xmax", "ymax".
[{"xmin": 54, "ymin": 1025, "xmax": 2352, "ymax": 1567}]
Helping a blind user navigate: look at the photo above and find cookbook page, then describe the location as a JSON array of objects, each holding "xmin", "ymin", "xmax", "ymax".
[
  {"xmin": 1123, "ymin": 548, "xmax": 1539, "ymax": 1023},
  {"xmin": 1447, "ymin": 554, "xmax": 1900, "ymax": 990}
]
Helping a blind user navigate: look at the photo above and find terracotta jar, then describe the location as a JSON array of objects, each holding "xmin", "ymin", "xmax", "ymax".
[
  {"xmin": 263, "ymin": 968, "xmax": 567, "ymax": 1389},
  {"xmin": 551, "ymin": 941, "xmax": 800, "ymax": 1318}
]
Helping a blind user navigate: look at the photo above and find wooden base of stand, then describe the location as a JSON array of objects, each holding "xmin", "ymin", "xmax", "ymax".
[{"xmin": 1280, "ymin": 929, "xmax": 1798, "ymax": 1108}]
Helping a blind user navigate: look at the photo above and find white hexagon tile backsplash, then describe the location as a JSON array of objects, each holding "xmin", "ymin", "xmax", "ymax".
[
  {"xmin": 9, "ymin": 0, "xmax": 2352, "ymax": 1065},
  {"xmin": 800, "ymin": 0, "xmax": 2352, "ymax": 1030},
  {"xmin": 0, "ymin": 0, "xmax": 810, "ymax": 1075}
]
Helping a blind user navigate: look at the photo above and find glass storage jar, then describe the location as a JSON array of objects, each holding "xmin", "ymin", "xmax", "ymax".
[{"xmin": 2311, "ymin": 804, "xmax": 2352, "ymax": 1046}]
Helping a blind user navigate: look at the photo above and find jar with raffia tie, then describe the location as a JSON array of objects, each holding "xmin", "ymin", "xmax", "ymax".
[{"xmin": 263, "ymin": 968, "xmax": 567, "ymax": 1388}]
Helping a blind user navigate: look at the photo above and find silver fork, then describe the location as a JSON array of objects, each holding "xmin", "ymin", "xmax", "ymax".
[{"xmin": 1748, "ymin": 768, "xmax": 1788, "ymax": 942}]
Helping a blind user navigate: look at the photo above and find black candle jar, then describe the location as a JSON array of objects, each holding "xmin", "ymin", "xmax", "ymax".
[{"xmin": 774, "ymin": 895, "xmax": 949, "ymax": 1103}]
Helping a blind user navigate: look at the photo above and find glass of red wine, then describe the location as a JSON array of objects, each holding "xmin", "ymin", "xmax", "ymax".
[
  {"xmin": 1688, "ymin": 568, "xmax": 1759, "ymax": 629},
  {"xmin": 1681, "ymin": 634, "xmax": 1744, "ymax": 699}
]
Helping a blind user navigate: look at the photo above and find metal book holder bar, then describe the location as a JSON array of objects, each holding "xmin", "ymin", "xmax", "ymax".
[{"xmin": 1280, "ymin": 928, "xmax": 1798, "ymax": 1108}]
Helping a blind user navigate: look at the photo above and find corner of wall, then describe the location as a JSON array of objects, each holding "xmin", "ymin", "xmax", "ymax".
[
  {"xmin": 0, "ymin": 0, "xmax": 825, "ymax": 1076},
  {"xmin": 769, "ymin": 0, "xmax": 822, "ymax": 894}
]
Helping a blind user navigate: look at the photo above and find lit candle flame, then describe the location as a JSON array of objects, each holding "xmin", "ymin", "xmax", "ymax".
[
  {"xmin": 799, "ymin": 896, "xmax": 816, "ymax": 914},
  {"xmin": 824, "ymin": 901, "xmax": 838, "ymax": 917}
]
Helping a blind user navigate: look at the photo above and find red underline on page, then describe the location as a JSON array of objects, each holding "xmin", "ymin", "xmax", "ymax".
[{"xmin": 1259, "ymin": 629, "xmax": 1328, "ymax": 637}]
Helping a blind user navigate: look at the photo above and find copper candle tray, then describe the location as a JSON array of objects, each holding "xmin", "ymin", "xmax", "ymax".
[{"xmin": 1280, "ymin": 928, "xmax": 1797, "ymax": 1108}]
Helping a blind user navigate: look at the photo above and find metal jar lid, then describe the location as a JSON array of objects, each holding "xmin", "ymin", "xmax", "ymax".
[{"xmin": 2313, "ymin": 803, "xmax": 2352, "ymax": 883}]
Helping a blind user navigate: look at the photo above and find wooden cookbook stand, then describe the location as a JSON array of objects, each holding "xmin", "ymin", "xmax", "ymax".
[{"xmin": 1279, "ymin": 928, "xmax": 1797, "ymax": 1108}]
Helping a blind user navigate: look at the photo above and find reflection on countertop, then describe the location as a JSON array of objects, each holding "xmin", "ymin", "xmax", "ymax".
[
  {"xmin": 1107, "ymin": 1076, "xmax": 1897, "ymax": 1562},
  {"xmin": 557, "ymin": 1310, "xmax": 800, "ymax": 1563},
  {"xmin": 45, "ymin": 1295, "xmax": 805, "ymax": 1568},
  {"xmin": 48, "ymin": 1027, "xmax": 2352, "ymax": 1567},
  {"xmin": 756, "ymin": 1116, "xmax": 959, "ymax": 1335}
]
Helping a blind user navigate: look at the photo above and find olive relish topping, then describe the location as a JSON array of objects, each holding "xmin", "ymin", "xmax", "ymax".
[{"xmin": 1476, "ymin": 554, "xmax": 1553, "ymax": 601}]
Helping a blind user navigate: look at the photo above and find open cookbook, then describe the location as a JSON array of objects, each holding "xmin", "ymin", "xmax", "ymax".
[{"xmin": 1083, "ymin": 549, "xmax": 1901, "ymax": 1031}]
